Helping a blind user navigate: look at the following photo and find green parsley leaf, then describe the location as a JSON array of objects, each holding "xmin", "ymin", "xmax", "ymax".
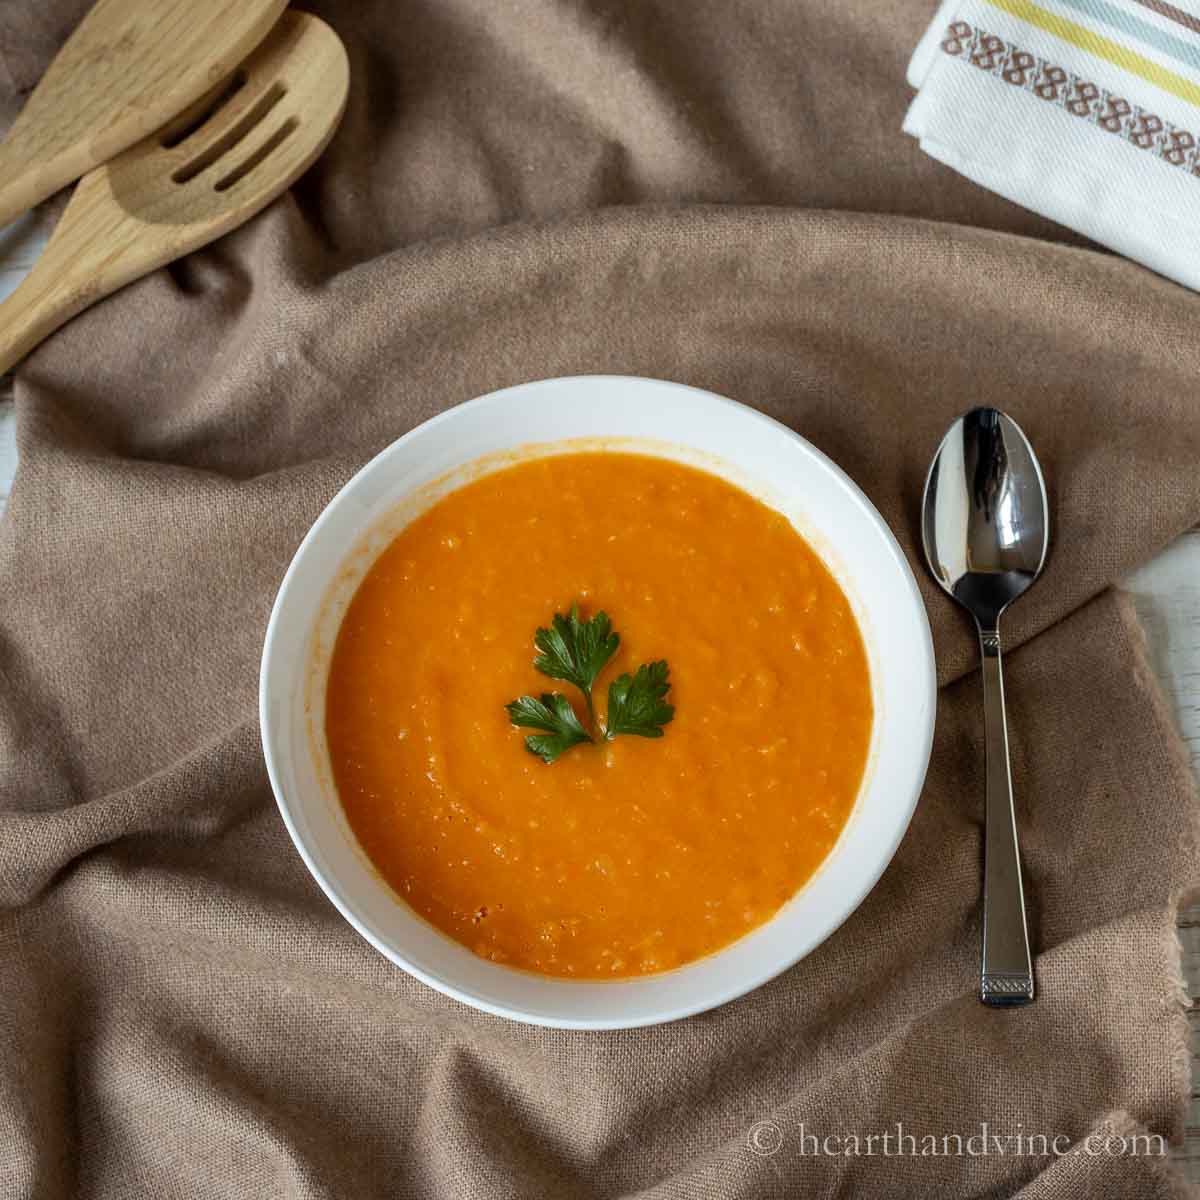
[
  {"xmin": 533, "ymin": 605, "xmax": 619, "ymax": 716},
  {"xmin": 505, "ymin": 692, "xmax": 593, "ymax": 764},
  {"xmin": 604, "ymin": 660, "xmax": 674, "ymax": 740},
  {"xmin": 506, "ymin": 605, "xmax": 673, "ymax": 763}
]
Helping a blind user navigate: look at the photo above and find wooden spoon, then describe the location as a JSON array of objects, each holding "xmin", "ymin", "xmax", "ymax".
[
  {"xmin": 0, "ymin": 0, "xmax": 288, "ymax": 230},
  {"xmin": 0, "ymin": 11, "xmax": 349, "ymax": 376}
]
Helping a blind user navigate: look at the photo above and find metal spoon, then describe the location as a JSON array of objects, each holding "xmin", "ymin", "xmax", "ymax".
[{"xmin": 921, "ymin": 408, "xmax": 1048, "ymax": 1006}]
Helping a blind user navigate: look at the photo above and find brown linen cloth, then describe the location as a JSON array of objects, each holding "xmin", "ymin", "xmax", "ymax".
[{"xmin": 2, "ymin": 1, "xmax": 1200, "ymax": 1196}]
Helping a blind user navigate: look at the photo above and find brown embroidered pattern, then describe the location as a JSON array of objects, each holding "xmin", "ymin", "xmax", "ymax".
[{"xmin": 941, "ymin": 20, "xmax": 1200, "ymax": 178}]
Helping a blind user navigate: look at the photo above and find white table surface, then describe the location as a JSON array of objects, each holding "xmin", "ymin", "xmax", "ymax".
[{"xmin": 2, "ymin": 211, "xmax": 1198, "ymax": 1176}]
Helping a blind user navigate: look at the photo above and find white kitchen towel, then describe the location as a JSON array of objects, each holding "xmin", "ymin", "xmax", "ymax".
[{"xmin": 905, "ymin": 0, "xmax": 1200, "ymax": 289}]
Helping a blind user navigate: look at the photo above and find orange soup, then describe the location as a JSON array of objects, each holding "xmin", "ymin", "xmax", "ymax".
[{"xmin": 325, "ymin": 451, "xmax": 872, "ymax": 978}]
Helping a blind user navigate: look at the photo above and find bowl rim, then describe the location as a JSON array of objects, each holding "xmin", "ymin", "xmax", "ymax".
[{"xmin": 259, "ymin": 374, "xmax": 937, "ymax": 1028}]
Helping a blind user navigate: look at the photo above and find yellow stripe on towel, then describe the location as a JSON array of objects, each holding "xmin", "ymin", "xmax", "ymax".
[{"xmin": 986, "ymin": 0, "xmax": 1200, "ymax": 109}]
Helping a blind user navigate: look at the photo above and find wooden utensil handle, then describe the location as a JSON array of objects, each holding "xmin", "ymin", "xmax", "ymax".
[
  {"xmin": 0, "ymin": 276, "xmax": 81, "ymax": 378},
  {"xmin": 0, "ymin": 173, "xmax": 137, "ymax": 376},
  {"xmin": 0, "ymin": 116, "xmax": 100, "ymax": 231},
  {"xmin": 0, "ymin": 120, "xmax": 107, "ymax": 231},
  {"xmin": 0, "ymin": 167, "xmax": 52, "ymax": 233}
]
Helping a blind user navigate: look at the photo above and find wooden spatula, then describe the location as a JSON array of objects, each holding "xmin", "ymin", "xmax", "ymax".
[
  {"xmin": 0, "ymin": 11, "xmax": 348, "ymax": 376},
  {"xmin": 0, "ymin": 0, "xmax": 288, "ymax": 229}
]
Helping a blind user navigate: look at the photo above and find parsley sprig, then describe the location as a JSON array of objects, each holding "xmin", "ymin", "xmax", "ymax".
[
  {"xmin": 531, "ymin": 607, "xmax": 618, "ymax": 724},
  {"xmin": 504, "ymin": 692, "xmax": 592, "ymax": 763},
  {"xmin": 506, "ymin": 605, "xmax": 674, "ymax": 763},
  {"xmin": 605, "ymin": 660, "xmax": 674, "ymax": 739}
]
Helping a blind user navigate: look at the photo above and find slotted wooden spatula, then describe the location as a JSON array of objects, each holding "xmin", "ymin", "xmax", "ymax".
[
  {"xmin": 0, "ymin": 11, "xmax": 348, "ymax": 376},
  {"xmin": 0, "ymin": 0, "xmax": 288, "ymax": 229}
]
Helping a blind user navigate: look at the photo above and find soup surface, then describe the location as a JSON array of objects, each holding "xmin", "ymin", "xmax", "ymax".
[{"xmin": 325, "ymin": 451, "xmax": 872, "ymax": 978}]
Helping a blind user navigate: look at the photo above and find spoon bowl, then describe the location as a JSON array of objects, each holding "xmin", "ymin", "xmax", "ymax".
[{"xmin": 923, "ymin": 408, "xmax": 1048, "ymax": 626}]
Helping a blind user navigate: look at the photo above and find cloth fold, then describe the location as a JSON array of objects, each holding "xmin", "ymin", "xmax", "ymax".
[
  {"xmin": 2, "ymin": 0, "xmax": 1200, "ymax": 1196},
  {"xmin": 905, "ymin": 0, "xmax": 1200, "ymax": 291}
]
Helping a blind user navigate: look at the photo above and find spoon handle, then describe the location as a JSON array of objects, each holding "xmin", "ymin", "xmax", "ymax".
[{"xmin": 978, "ymin": 626, "xmax": 1035, "ymax": 1006}]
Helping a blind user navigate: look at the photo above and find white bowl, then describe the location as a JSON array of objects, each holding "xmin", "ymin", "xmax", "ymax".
[{"xmin": 260, "ymin": 375, "xmax": 936, "ymax": 1029}]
